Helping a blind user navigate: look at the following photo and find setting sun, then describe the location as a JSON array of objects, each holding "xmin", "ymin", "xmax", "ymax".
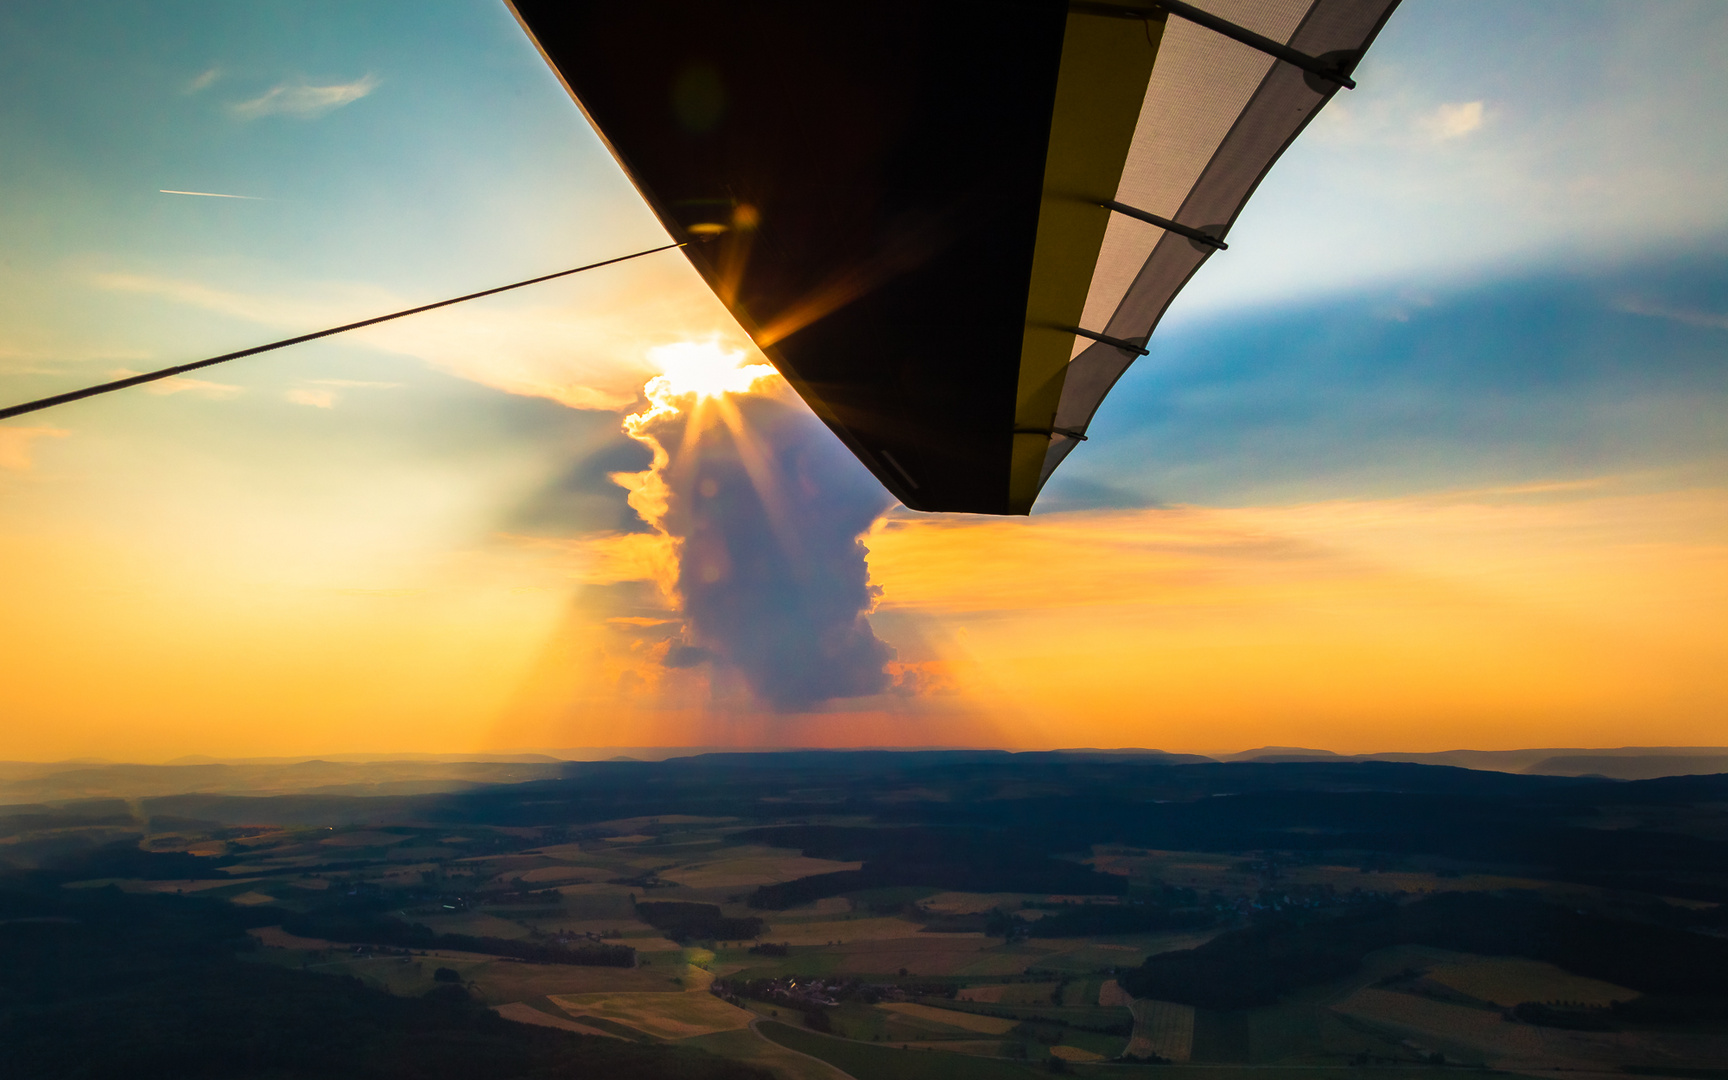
[
  {"xmin": 648, "ymin": 341, "xmax": 777, "ymax": 401},
  {"xmin": 3, "ymin": 5, "xmax": 1727, "ymax": 1078}
]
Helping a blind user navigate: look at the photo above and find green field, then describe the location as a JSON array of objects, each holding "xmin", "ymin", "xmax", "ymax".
[
  {"xmin": 58, "ymin": 789, "xmax": 1727, "ymax": 1080},
  {"xmin": 757, "ymin": 1022, "xmax": 1477, "ymax": 1080},
  {"xmin": 224, "ymin": 820, "xmax": 1713, "ymax": 1080},
  {"xmin": 684, "ymin": 1028, "xmax": 850, "ymax": 1080},
  {"xmin": 545, "ymin": 990, "xmax": 755, "ymax": 1040},
  {"xmin": 1423, "ymin": 957, "xmax": 1636, "ymax": 1007},
  {"xmin": 757, "ymin": 1021, "xmax": 1049, "ymax": 1080}
]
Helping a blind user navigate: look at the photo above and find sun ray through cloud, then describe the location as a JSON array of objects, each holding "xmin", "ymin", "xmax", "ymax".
[{"xmin": 601, "ymin": 339, "xmax": 901, "ymax": 712}]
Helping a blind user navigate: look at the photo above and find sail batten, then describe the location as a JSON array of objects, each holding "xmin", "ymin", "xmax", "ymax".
[{"xmin": 510, "ymin": 0, "xmax": 1400, "ymax": 514}]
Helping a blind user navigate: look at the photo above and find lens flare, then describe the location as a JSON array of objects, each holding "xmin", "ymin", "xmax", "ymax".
[
  {"xmin": 609, "ymin": 340, "xmax": 783, "ymax": 599},
  {"xmin": 650, "ymin": 341, "xmax": 776, "ymax": 401}
]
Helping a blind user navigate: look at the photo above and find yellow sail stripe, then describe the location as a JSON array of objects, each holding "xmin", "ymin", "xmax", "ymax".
[{"xmin": 1010, "ymin": 8, "xmax": 1164, "ymax": 513}]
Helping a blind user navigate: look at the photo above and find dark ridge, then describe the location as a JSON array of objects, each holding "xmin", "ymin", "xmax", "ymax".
[
  {"xmin": 1119, "ymin": 891, "xmax": 1728, "ymax": 1009},
  {"xmin": 0, "ymin": 886, "xmax": 764, "ymax": 1079},
  {"xmin": 1021, "ymin": 903, "xmax": 1214, "ymax": 938},
  {"xmin": 108, "ymin": 757, "xmax": 1727, "ymax": 903},
  {"xmin": 736, "ymin": 826, "xmax": 1125, "ymax": 909},
  {"xmin": 634, "ymin": 901, "xmax": 764, "ymax": 942},
  {"xmin": 279, "ymin": 910, "xmax": 635, "ymax": 968}
]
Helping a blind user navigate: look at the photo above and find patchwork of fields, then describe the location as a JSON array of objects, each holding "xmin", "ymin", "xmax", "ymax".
[
  {"xmin": 21, "ymin": 756, "xmax": 1724, "ymax": 1080},
  {"xmin": 167, "ymin": 818, "xmax": 1717, "ymax": 1079}
]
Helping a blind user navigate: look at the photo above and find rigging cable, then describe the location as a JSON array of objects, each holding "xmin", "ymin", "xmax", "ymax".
[{"xmin": 0, "ymin": 240, "xmax": 686, "ymax": 423}]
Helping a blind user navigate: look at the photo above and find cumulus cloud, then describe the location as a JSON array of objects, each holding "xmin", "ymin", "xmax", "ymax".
[
  {"xmin": 662, "ymin": 642, "xmax": 719, "ymax": 668},
  {"xmin": 231, "ymin": 74, "xmax": 379, "ymax": 120},
  {"xmin": 615, "ymin": 377, "xmax": 898, "ymax": 711},
  {"xmin": 0, "ymin": 426, "xmax": 68, "ymax": 471},
  {"xmin": 79, "ymin": 264, "xmax": 905, "ymax": 713}
]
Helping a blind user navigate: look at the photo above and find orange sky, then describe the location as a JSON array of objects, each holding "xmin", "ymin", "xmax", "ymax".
[
  {"xmin": 446, "ymin": 473, "xmax": 1728, "ymax": 757},
  {"xmin": 5, "ymin": 396, "xmax": 1723, "ymax": 761},
  {"xmin": 3, "ymin": 1, "xmax": 1726, "ymax": 763}
]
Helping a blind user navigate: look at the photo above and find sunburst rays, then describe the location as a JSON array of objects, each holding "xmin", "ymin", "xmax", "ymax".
[{"xmin": 611, "ymin": 340, "xmax": 790, "ymax": 595}]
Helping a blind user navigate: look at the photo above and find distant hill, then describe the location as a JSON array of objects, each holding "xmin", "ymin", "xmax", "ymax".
[
  {"xmin": 5, "ymin": 744, "xmax": 1723, "ymax": 803},
  {"xmin": 1527, "ymin": 754, "xmax": 1728, "ymax": 780},
  {"xmin": 1222, "ymin": 746, "xmax": 1339, "ymax": 760},
  {"xmin": 1234, "ymin": 746, "xmax": 1728, "ymax": 780},
  {"xmin": 0, "ymin": 759, "xmax": 570, "ymax": 805}
]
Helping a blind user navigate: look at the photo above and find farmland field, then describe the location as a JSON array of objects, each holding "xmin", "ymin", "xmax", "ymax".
[
  {"xmin": 684, "ymin": 1028, "xmax": 853, "ymax": 1080},
  {"xmin": 494, "ymin": 1000, "xmax": 627, "ymax": 1038},
  {"xmin": 209, "ymin": 816, "xmax": 1728, "ymax": 1080},
  {"xmin": 1334, "ymin": 986, "xmax": 1567, "ymax": 1064},
  {"xmin": 16, "ymin": 752, "xmax": 1726, "ymax": 1080},
  {"xmin": 1423, "ymin": 957, "xmax": 1637, "ymax": 1007},
  {"xmin": 757, "ymin": 1021, "xmax": 1049, "ymax": 1079},
  {"xmin": 548, "ymin": 990, "xmax": 756, "ymax": 1040},
  {"xmin": 1129, "ymin": 998, "xmax": 1196, "ymax": 1060},
  {"xmin": 956, "ymin": 982, "xmax": 1060, "ymax": 1005},
  {"xmin": 879, "ymin": 1002, "xmax": 1017, "ymax": 1034},
  {"xmin": 661, "ymin": 847, "xmax": 864, "ymax": 889},
  {"xmin": 761, "ymin": 916, "xmax": 943, "ymax": 944}
]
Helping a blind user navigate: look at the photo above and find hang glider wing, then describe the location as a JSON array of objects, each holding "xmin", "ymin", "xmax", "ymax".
[{"xmin": 509, "ymin": 0, "xmax": 1400, "ymax": 514}]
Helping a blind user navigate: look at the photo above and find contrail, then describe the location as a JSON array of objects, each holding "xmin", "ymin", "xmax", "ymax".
[{"xmin": 159, "ymin": 189, "xmax": 264, "ymax": 200}]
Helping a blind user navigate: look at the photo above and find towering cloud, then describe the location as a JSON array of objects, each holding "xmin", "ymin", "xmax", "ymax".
[{"xmin": 614, "ymin": 362, "xmax": 896, "ymax": 710}]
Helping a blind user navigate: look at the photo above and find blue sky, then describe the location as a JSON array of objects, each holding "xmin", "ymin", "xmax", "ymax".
[
  {"xmin": 3, "ymin": 0, "xmax": 1723, "ymax": 515},
  {"xmin": 1040, "ymin": 0, "xmax": 1728, "ymax": 508},
  {"xmin": 0, "ymin": 0, "xmax": 653, "ymax": 295},
  {"xmin": 1, "ymin": 1, "xmax": 1724, "ymax": 758},
  {"xmin": 1045, "ymin": 248, "xmax": 1728, "ymax": 508}
]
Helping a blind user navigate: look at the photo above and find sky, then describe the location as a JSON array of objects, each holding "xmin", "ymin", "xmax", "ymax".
[{"xmin": 1, "ymin": 1, "xmax": 1724, "ymax": 761}]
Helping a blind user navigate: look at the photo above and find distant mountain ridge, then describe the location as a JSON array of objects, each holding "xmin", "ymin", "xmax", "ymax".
[
  {"xmin": 1527, "ymin": 753, "xmax": 1728, "ymax": 780},
  {"xmin": 1227, "ymin": 746, "xmax": 1728, "ymax": 779},
  {"xmin": 1, "ymin": 744, "xmax": 1722, "ymax": 803}
]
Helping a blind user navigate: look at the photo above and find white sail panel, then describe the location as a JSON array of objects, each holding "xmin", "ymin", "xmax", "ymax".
[{"xmin": 1035, "ymin": 0, "xmax": 1401, "ymax": 494}]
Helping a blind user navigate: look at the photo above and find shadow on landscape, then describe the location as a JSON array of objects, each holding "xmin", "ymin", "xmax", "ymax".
[{"xmin": 3, "ymin": 752, "xmax": 1727, "ymax": 1078}]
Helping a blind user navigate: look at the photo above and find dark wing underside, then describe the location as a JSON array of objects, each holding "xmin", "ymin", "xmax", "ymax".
[{"xmin": 509, "ymin": 0, "xmax": 1399, "ymax": 514}]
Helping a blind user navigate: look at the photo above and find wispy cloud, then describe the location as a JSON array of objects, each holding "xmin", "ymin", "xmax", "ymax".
[
  {"xmin": 149, "ymin": 376, "xmax": 242, "ymax": 399},
  {"xmin": 0, "ymin": 426, "xmax": 68, "ymax": 471},
  {"xmin": 855, "ymin": 483, "xmax": 1728, "ymax": 752},
  {"xmin": 231, "ymin": 74, "xmax": 380, "ymax": 120},
  {"xmin": 109, "ymin": 369, "xmax": 242, "ymax": 399},
  {"xmin": 1616, "ymin": 296, "xmax": 1728, "ymax": 330},
  {"xmin": 285, "ymin": 388, "xmax": 336, "ymax": 408},
  {"xmin": 91, "ymin": 257, "xmax": 739, "ymax": 414},
  {"xmin": 0, "ymin": 346, "xmax": 71, "ymax": 378},
  {"xmin": 186, "ymin": 68, "xmax": 221, "ymax": 94},
  {"xmin": 1308, "ymin": 93, "xmax": 1490, "ymax": 150},
  {"xmin": 159, "ymin": 189, "xmax": 265, "ymax": 201},
  {"xmin": 1419, "ymin": 100, "xmax": 1485, "ymax": 141},
  {"xmin": 94, "ymin": 272, "xmax": 328, "ymax": 324},
  {"xmin": 1182, "ymin": 4, "xmax": 1728, "ymax": 315},
  {"xmin": 282, "ymin": 379, "xmax": 401, "ymax": 408}
]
